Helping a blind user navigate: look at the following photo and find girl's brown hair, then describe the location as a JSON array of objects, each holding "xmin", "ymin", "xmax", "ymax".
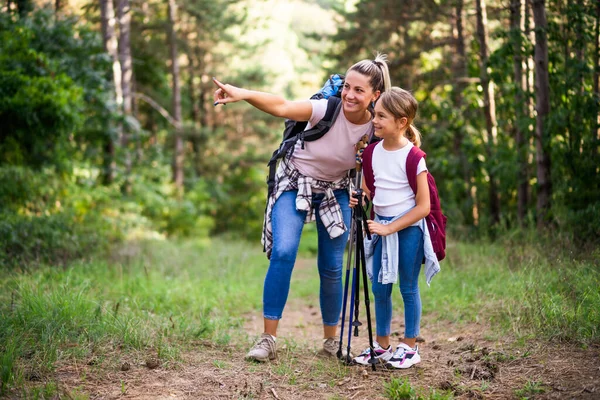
[{"xmin": 378, "ymin": 87, "xmax": 422, "ymax": 147}]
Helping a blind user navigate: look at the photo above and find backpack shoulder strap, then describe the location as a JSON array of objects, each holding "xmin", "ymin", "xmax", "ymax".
[
  {"xmin": 301, "ymin": 96, "xmax": 342, "ymax": 140},
  {"xmin": 406, "ymin": 146, "xmax": 426, "ymax": 194},
  {"xmin": 322, "ymin": 96, "xmax": 342, "ymax": 123},
  {"xmin": 362, "ymin": 142, "xmax": 377, "ymax": 195}
]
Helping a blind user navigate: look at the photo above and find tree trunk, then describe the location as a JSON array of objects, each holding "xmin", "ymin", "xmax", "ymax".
[
  {"xmin": 452, "ymin": 0, "xmax": 474, "ymax": 225},
  {"xmin": 187, "ymin": 42, "xmax": 204, "ymax": 178},
  {"xmin": 117, "ymin": 0, "xmax": 133, "ymax": 127},
  {"xmin": 168, "ymin": 0, "xmax": 184, "ymax": 188},
  {"xmin": 593, "ymin": 0, "xmax": 600, "ymax": 155},
  {"xmin": 575, "ymin": 0, "xmax": 585, "ymax": 94},
  {"xmin": 530, "ymin": 0, "xmax": 552, "ymax": 227},
  {"xmin": 100, "ymin": 0, "xmax": 121, "ymax": 184},
  {"xmin": 476, "ymin": 0, "xmax": 500, "ymax": 225},
  {"xmin": 511, "ymin": 0, "xmax": 529, "ymax": 223},
  {"xmin": 16, "ymin": 0, "xmax": 32, "ymax": 17},
  {"xmin": 117, "ymin": 0, "xmax": 133, "ymax": 191}
]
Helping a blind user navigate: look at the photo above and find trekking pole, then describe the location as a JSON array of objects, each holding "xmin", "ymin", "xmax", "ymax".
[
  {"xmin": 355, "ymin": 192, "xmax": 377, "ymax": 370},
  {"xmin": 352, "ymin": 203, "xmax": 362, "ymax": 337},
  {"xmin": 337, "ymin": 208, "xmax": 355, "ymax": 362},
  {"xmin": 345, "ymin": 221, "xmax": 359, "ymax": 362}
]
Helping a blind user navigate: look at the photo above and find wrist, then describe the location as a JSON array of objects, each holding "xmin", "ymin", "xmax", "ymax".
[{"xmin": 240, "ymin": 88, "xmax": 252, "ymax": 101}]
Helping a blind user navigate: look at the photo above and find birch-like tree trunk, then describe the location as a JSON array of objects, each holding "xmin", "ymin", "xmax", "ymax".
[
  {"xmin": 476, "ymin": 0, "xmax": 500, "ymax": 225},
  {"xmin": 117, "ymin": 0, "xmax": 133, "ymax": 190},
  {"xmin": 117, "ymin": 0, "xmax": 132, "ymax": 129},
  {"xmin": 530, "ymin": 0, "xmax": 552, "ymax": 227},
  {"xmin": 100, "ymin": 0, "xmax": 121, "ymax": 184},
  {"xmin": 511, "ymin": 0, "xmax": 529, "ymax": 223},
  {"xmin": 168, "ymin": 0, "xmax": 184, "ymax": 188}
]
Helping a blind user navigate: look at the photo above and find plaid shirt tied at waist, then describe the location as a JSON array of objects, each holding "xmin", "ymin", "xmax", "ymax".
[{"xmin": 262, "ymin": 157, "xmax": 351, "ymax": 259}]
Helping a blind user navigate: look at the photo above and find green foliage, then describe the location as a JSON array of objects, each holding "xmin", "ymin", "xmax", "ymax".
[
  {"xmin": 0, "ymin": 211, "xmax": 111, "ymax": 269},
  {"xmin": 385, "ymin": 378, "xmax": 417, "ymax": 400},
  {"xmin": 384, "ymin": 377, "xmax": 454, "ymax": 400},
  {"xmin": 332, "ymin": 0, "xmax": 600, "ymax": 242},
  {"xmin": 0, "ymin": 10, "xmax": 113, "ymax": 170},
  {"xmin": 514, "ymin": 380, "xmax": 547, "ymax": 399},
  {"xmin": 211, "ymin": 165, "xmax": 266, "ymax": 239}
]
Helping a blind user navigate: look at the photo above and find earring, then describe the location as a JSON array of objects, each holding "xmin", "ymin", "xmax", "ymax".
[{"xmin": 371, "ymin": 101, "xmax": 375, "ymax": 108}]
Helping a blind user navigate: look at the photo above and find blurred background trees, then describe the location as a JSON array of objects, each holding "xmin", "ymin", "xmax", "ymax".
[{"xmin": 1, "ymin": 0, "xmax": 598, "ymax": 267}]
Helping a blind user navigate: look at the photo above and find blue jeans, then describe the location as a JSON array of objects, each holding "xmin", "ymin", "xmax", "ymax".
[
  {"xmin": 371, "ymin": 220, "xmax": 424, "ymax": 338},
  {"xmin": 264, "ymin": 189, "xmax": 351, "ymax": 326}
]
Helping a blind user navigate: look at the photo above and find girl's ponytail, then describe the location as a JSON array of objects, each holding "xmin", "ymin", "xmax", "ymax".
[{"xmin": 406, "ymin": 124, "xmax": 422, "ymax": 148}]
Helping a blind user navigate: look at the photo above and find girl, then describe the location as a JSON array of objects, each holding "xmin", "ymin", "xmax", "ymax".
[
  {"xmin": 349, "ymin": 87, "xmax": 440, "ymax": 369},
  {"xmin": 213, "ymin": 54, "xmax": 391, "ymax": 362}
]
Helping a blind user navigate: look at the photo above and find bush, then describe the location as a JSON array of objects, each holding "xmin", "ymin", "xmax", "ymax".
[{"xmin": 0, "ymin": 211, "xmax": 112, "ymax": 269}]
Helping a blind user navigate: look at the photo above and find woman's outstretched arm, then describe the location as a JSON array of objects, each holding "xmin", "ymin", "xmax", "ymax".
[{"xmin": 213, "ymin": 78, "xmax": 313, "ymax": 122}]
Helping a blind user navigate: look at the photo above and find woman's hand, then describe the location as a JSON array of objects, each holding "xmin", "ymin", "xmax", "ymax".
[
  {"xmin": 349, "ymin": 191, "xmax": 359, "ymax": 208},
  {"xmin": 213, "ymin": 77, "xmax": 246, "ymax": 105},
  {"xmin": 349, "ymin": 191, "xmax": 368, "ymax": 208},
  {"xmin": 366, "ymin": 220, "xmax": 393, "ymax": 236}
]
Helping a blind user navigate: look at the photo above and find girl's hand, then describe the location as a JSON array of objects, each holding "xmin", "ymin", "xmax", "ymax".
[
  {"xmin": 213, "ymin": 77, "xmax": 246, "ymax": 105},
  {"xmin": 366, "ymin": 220, "xmax": 393, "ymax": 236}
]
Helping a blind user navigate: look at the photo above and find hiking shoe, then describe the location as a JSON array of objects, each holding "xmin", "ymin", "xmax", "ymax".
[
  {"xmin": 352, "ymin": 341, "xmax": 393, "ymax": 365},
  {"xmin": 245, "ymin": 333, "xmax": 277, "ymax": 362},
  {"xmin": 385, "ymin": 343, "xmax": 421, "ymax": 369},
  {"xmin": 322, "ymin": 337, "xmax": 352, "ymax": 358}
]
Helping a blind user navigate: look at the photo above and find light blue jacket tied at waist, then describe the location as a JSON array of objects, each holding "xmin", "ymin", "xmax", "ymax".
[{"xmin": 364, "ymin": 209, "xmax": 441, "ymax": 286}]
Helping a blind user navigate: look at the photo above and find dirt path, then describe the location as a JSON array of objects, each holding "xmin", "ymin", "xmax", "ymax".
[{"xmin": 53, "ymin": 259, "xmax": 600, "ymax": 399}]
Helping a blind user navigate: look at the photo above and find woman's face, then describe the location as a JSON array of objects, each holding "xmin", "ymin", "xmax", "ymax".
[{"xmin": 341, "ymin": 71, "xmax": 378, "ymax": 115}]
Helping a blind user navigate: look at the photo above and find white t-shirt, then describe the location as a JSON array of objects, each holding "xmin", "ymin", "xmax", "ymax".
[
  {"xmin": 372, "ymin": 141, "xmax": 427, "ymax": 217},
  {"xmin": 290, "ymin": 99, "xmax": 373, "ymax": 182}
]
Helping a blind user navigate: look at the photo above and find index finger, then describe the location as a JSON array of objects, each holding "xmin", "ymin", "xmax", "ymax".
[{"xmin": 212, "ymin": 77, "xmax": 226, "ymax": 90}]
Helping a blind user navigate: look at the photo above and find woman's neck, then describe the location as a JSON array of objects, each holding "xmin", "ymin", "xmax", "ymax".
[
  {"xmin": 344, "ymin": 109, "xmax": 372, "ymax": 125},
  {"xmin": 382, "ymin": 133, "xmax": 409, "ymax": 151}
]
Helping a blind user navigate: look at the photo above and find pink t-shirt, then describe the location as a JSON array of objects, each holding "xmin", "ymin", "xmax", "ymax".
[{"xmin": 290, "ymin": 99, "xmax": 373, "ymax": 182}]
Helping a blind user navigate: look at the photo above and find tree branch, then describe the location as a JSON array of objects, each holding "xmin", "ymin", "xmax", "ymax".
[{"xmin": 133, "ymin": 92, "xmax": 181, "ymax": 129}]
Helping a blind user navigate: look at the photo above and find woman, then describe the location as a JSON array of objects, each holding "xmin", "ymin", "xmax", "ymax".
[{"xmin": 213, "ymin": 54, "xmax": 391, "ymax": 361}]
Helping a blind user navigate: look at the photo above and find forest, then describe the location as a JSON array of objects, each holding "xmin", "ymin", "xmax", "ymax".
[
  {"xmin": 1, "ymin": 0, "xmax": 598, "ymax": 263},
  {"xmin": 1, "ymin": 0, "xmax": 599, "ymax": 399}
]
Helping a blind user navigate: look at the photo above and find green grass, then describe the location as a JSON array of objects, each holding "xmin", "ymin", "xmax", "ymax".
[
  {"xmin": 384, "ymin": 377, "xmax": 454, "ymax": 400},
  {"xmin": 514, "ymin": 380, "xmax": 547, "ymax": 399},
  {"xmin": 1, "ymin": 234, "xmax": 599, "ymax": 396},
  {"xmin": 416, "ymin": 240, "xmax": 600, "ymax": 343},
  {"xmin": 0, "ymin": 239, "xmax": 269, "ymax": 394}
]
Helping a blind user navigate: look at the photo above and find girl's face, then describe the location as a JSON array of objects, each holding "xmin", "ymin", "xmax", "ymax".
[
  {"xmin": 372, "ymin": 101, "xmax": 407, "ymax": 139},
  {"xmin": 341, "ymin": 71, "xmax": 379, "ymax": 115}
]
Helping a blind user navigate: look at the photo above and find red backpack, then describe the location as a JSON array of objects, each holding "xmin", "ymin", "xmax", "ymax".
[{"xmin": 362, "ymin": 142, "xmax": 447, "ymax": 261}]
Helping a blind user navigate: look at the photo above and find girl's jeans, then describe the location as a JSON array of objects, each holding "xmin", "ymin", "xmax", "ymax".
[
  {"xmin": 371, "ymin": 219, "xmax": 424, "ymax": 339},
  {"xmin": 264, "ymin": 189, "xmax": 351, "ymax": 326}
]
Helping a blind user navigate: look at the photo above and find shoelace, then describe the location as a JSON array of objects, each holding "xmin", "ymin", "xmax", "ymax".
[
  {"xmin": 392, "ymin": 346, "xmax": 408, "ymax": 359},
  {"xmin": 256, "ymin": 336, "xmax": 276, "ymax": 354}
]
